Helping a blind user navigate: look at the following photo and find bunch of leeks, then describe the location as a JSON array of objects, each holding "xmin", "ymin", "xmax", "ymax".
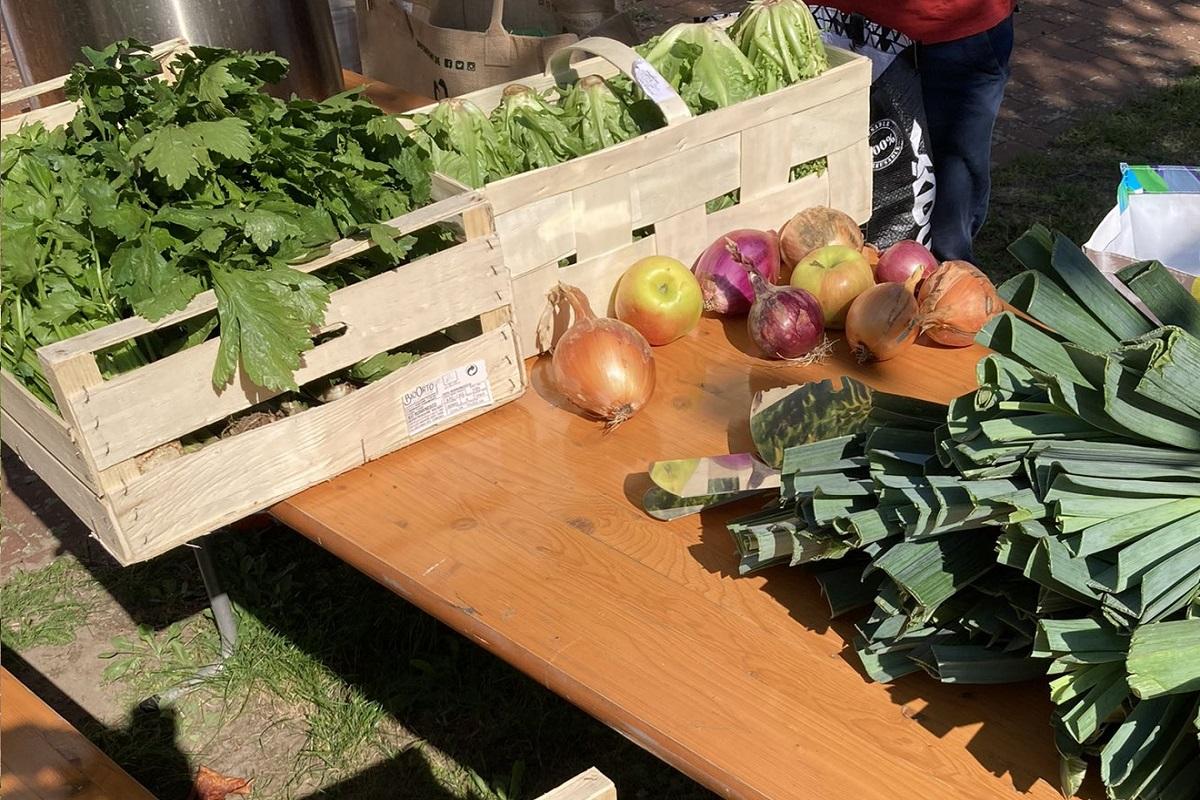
[{"xmin": 642, "ymin": 227, "xmax": 1200, "ymax": 798}]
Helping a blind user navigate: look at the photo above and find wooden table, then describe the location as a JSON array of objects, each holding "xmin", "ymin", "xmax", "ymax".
[
  {"xmin": 0, "ymin": 668, "xmax": 156, "ymax": 799},
  {"xmin": 274, "ymin": 319, "xmax": 1067, "ymax": 800},
  {"xmin": 342, "ymin": 69, "xmax": 431, "ymax": 112}
]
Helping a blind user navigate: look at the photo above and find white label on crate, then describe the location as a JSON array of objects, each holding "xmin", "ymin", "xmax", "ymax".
[
  {"xmin": 402, "ymin": 360, "xmax": 494, "ymax": 437},
  {"xmin": 631, "ymin": 58, "xmax": 677, "ymax": 105}
]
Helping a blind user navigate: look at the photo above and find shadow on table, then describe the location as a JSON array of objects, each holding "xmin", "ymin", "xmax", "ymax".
[
  {"xmin": 621, "ymin": 461, "xmax": 1084, "ymax": 798},
  {"xmin": 883, "ymin": 674, "xmax": 1105, "ymax": 799},
  {"xmin": 1, "ymin": 646, "xmax": 196, "ymax": 800},
  {"xmin": 203, "ymin": 528, "xmax": 717, "ymax": 800}
]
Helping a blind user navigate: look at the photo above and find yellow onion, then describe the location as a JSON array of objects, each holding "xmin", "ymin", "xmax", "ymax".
[
  {"xmin": 918, "ymin": 260, "xmax": 1002, "ymax": 347},
  {"xmin": 778, "ymin": 206, "xmax": 864, "ymax": 279},
  {"xmin": 845, "ymin": 281, "xmax": 921, "ymax": 363},
  {"xmin": 550, "ymin": 284, "xmax": 655, "ymax": 429}
]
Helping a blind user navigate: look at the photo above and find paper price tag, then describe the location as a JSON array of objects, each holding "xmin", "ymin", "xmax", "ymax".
[
  {"xmin": 401, "ymin": 360, "xmax": 494, "ymax": 437},
  {"xmin": 631, "ymin": 58, "xmax": 678, "ymax": 105}
]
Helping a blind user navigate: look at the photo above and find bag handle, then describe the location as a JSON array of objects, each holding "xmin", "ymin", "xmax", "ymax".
[
  {"xmin": 545, "ymin": 37, "xmax": 692, "ymax": 126},
  {"xmin": 483, "ymin": 0, "xmax": 517, "ymax": 65},
  {"xmin": 486, "ymin": 0, "xmax": 507, "ymax": 35}
]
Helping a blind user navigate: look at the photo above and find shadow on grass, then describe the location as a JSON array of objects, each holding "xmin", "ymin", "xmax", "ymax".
[
  {"xmin": 1, "ymin": 447, "xmax": 215, "ymax": 630},
  {"xmin": 1, "ymin": 645, "xmax": 194, "ymax": 799},
  {"xmin": 172, "ymin": 527, "xmax": 714, "ymax": 800},
  {"xmin": 294, "ymin": 752, "xmax": 468, "ymax": 800}
]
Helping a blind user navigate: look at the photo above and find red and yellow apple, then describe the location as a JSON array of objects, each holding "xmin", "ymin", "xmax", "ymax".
[
  {"xmin": 788, "ymin": 244, "xmax": 875, "ymax": 328},
  {"xmin": 615, "ymin": 255, "xmax": 703, "ymax": 345}
]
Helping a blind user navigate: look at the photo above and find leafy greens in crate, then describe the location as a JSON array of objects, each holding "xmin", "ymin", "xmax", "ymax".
[
  {"xmin": 1, "ymin": 40, "xmax": 440, "ymax": 406},
  {"xmin": 643, "ymin": 228, "xmax": 1200, "ymax": 799},
  {"xmin": 409, "ymin": 0, "xmax": 831, "ymax": 188}
]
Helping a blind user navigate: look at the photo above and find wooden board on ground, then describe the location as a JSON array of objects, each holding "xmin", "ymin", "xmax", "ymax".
[
  {"xmin": 536, "ymin": 768, "xmax": 616, "ymax": 800},
  {"xmin": 273, "ymin": 319, "xmax": 1069, "ymax": 800},
  {"xmin": 0, "ymin": 668, "xmax": 156, "ymax": 800}
]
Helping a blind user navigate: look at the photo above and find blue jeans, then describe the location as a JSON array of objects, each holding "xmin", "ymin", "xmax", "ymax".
[{"xmin": 918, "ymin": 16, "xmax": 1014, "ymax": 262}]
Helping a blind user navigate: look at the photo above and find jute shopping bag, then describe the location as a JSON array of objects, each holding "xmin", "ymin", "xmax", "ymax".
[{"xmin": 357, "ymin": 0, "xmax": 577, "ymax": 98}]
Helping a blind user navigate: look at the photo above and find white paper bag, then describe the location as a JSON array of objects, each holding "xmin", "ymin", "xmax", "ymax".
[{"xmin": 1083, "ymin": 164, "xmax": 1200, "ymax": 295}]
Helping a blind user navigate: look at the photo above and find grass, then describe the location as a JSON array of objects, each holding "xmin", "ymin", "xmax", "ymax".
[
  {"xmin": 975, "ymin": 68, "xmax": 1200, "ymax": 283},
  {"xmin": 4, "ymin": 64, "xmax": 1198, "ymax": 800},
  {"xmin": 1, "ymin": 556, "xmax": 94, "ymax": 649}
]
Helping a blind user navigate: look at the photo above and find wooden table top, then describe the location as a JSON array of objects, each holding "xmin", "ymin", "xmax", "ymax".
[
  {"xmin": 0, "ymin": 668, "xmax": 156, "ymax": 800},
  {"xmin": 342, "ymin": 69, "xmax": 432, "ymax": 112},
  {"xmin": 274, "ymin": 317, "xmax": 1068, "ymax": 800}
]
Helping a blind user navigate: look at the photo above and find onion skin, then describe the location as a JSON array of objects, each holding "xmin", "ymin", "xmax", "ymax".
[
  {"xmin": 875, "ymin": 239, "xmax": 938, "ymax": 288},
  {"xmin": 731, "ymin": 242, "xmax": 828, "ymax": 361},
  {"xmin": 861, "ymin": 243, "xmax": 881, "ymax": 269},
  {"xmin": 693, "ymin": 229, "xmax": 780, "ymax": 315},
  {"xmin": 749, "ymin": 283, "xmax": 827, "ymax": 360},
  {"xmin": 845, "ymin": 282, "xmax": 921, "ymax": 363},
  {"xmin": 778, "ymin": 206, "xmax": 864, "ymax": 279},
  {"xmin": 918, "ymin": 260, "xmax": 1002, "ymax": 347},
  {"xmin": 550, "ymin": 284, "xmax": 655, "ymax": 428}
]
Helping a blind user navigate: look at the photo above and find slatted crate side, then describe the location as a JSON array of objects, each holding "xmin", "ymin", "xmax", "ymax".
[
  {"xmin": 426, "ymin": 46, "xmax": 871, "ymax": 353},
  {"xmin": 479, "ymin": 46, "xmax": 868, "ymax": 218},
  {"xmin": 0, "ymin": 371, "xmax": 96, "ymax": 493},
  {"xmin": 66, "ymin": 233, "xmax": 507, "ymax": 471},
  {"xmin": 5, "ymin": 219, "xmax": 521, "ymax": 566},
  {"xmin": 107, "ymin": 323, "xmax": 522, "ymax": 562},
  {"xmin": 484, "ymin": 48, "xmax": 869, "ymax": 280},
  {"xmin": 7, "ymin": 224, "xmax": 521, "ymax": 566},
  {"xmin": 31, "ymin": 192, "xmax": 495, "ymax": 474},
  {"xmin": 0, "ymin": 409, "xmax": 130, "ymax": 562}
]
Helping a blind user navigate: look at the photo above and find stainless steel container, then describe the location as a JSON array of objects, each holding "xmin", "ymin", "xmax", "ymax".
[{"xmin": 0, "ymin": 0, "xmax": 343, "ymax": 100}]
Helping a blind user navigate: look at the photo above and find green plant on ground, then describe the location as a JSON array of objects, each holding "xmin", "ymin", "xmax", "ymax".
[{"xmin": 1, "ymin": 556, "xmax": 95, "ymax": 649}]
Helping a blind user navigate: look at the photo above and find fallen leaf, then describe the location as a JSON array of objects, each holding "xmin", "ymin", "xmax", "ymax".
[{"xmin": 188, "ymin": 765, "xmax": 252, "ymax": 800}]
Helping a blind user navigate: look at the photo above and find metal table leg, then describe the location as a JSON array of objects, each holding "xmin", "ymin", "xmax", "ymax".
[{"xmin": 140, "ymin": 535, "xmax": 238, "ymax": 710}]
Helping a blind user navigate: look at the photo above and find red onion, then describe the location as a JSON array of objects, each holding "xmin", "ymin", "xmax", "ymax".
[
  {"xmin": 875, "ymin": 239, "xmax": 938, "ymax": 288},
  {"xmin": 729, "ymin": 241, "xmax": 830, "ymax": 362},
  {"xmin": 693, "ymin": 229, "xmax": 780, "ymax": 315}
]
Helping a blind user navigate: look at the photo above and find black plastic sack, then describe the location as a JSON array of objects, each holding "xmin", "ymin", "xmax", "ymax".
[{"xmin": 810, "ymin": 7, "xmax": 936, "ymax": 249}]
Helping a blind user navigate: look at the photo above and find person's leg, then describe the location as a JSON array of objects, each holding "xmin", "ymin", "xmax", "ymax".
[{"xmin": 918, "ymin": 16, "xmax": 1014, "ymax": 262}]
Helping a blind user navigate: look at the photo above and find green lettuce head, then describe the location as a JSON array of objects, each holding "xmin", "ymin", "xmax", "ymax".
[
  {"xmin": 729, "ymin": 0, "xmax": 828, "ymax": 92},
  {"xmin": 492, "ymin": 84, "xmax": 582, "ymax": 172},
  {"xmin": 638, "ymin": 22, "xmax": 759, "ymax": 114}
]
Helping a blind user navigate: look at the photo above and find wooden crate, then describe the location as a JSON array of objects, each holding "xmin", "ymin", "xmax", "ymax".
[
  {"xmin": 415, "ymin": 35, "xmax": 873, "ymax": 354},
  {"xmin": 0, "ymin": 51, "xmax": 525, "ymax": 566},
  {"xmin": 535, "ymin": 769, "xmax": 615, "ymax": 800}
]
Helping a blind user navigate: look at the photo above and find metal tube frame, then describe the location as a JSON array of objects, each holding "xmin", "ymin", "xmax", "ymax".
[{"xmin": 140, "ymin": 534, "xmax": 239, "ymax": 711}]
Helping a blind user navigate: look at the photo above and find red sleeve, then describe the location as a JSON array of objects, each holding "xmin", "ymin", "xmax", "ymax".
[{"xmin": 814, "ymin": 1, "xmax": 1016, "ymax": 44}]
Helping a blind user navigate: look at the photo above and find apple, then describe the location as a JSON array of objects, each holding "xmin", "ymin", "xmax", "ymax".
[
  {"xmin": 788, "ymin": 244, "xmax": 875, "ymax": 328},
  {"xmin": 615, "ymin": 255, "xmax": 703, "ymax": 345}
]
